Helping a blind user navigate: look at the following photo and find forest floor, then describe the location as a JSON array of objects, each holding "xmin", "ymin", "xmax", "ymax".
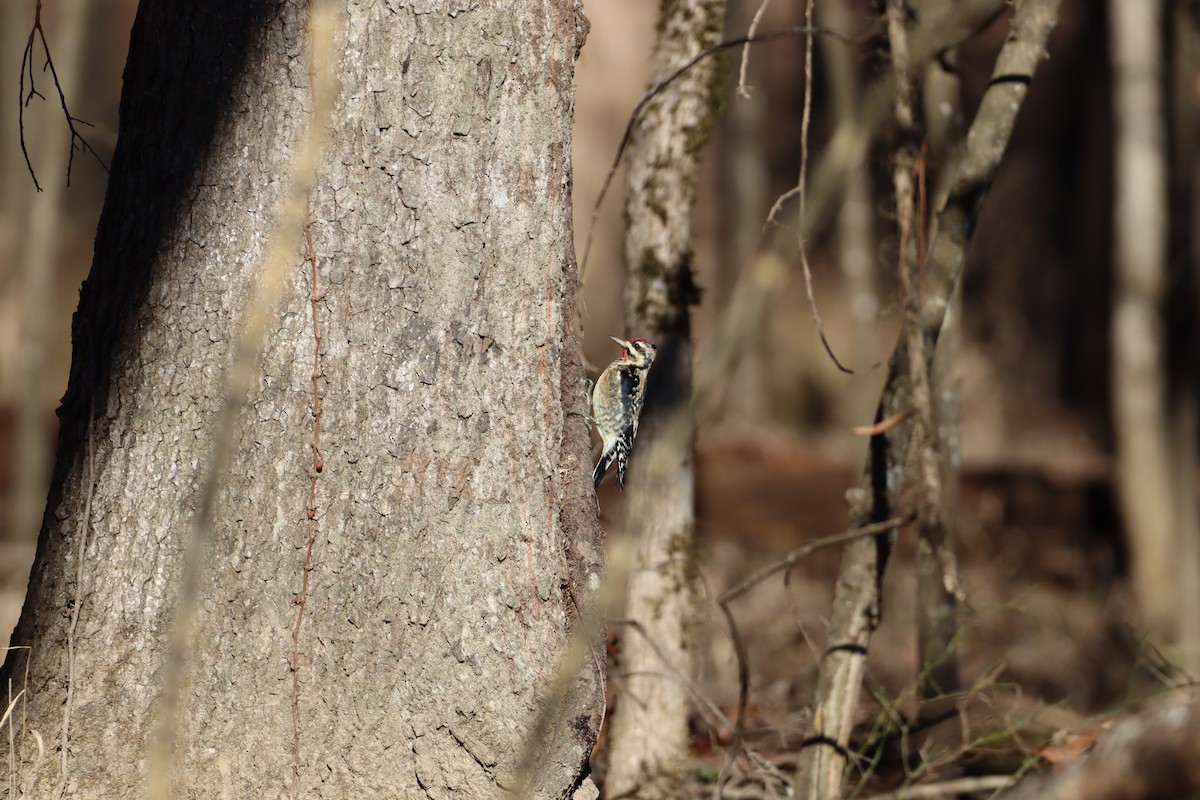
[
  {"xmin": 0, "ymin": 419, "xmax": 1191, "ymax": 797},
  {"xmin": 592, "ymin": 435, "xmax": 1191, "ymax": 798}
]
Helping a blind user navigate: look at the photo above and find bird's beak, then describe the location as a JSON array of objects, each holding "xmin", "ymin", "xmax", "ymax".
[{"xmin": 609, "ymin": 335, "xmax": 633, "ymax": 350}]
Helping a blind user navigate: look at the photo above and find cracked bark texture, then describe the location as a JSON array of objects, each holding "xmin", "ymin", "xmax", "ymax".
[
  {"xmin": 1, "ymin": 1, "xmax": 600, "ymax": 797},
  {"xmin": 604, "ymin": 0, "xmax": 723, "ymax": 797}
]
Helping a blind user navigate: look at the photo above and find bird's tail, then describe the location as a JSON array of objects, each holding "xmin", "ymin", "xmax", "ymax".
[{"xmin": 593, "ymin": 449, "xmax": 615, "ymax": 490}]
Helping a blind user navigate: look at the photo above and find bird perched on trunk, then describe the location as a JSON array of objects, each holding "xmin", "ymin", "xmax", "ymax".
[{"xmin": 591, "ymin": 336, "xmax": 657, "ymax": 490}]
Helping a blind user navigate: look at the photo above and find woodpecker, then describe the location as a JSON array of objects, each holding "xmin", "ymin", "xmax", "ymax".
[{"xmin": 591, "ymin": 335, "xmax": 657, "ymax": 490}]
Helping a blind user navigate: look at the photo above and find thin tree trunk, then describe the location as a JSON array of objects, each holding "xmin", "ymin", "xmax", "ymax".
[
  {"xmin": 1109, "ymin": 0, "xmax": 1176, "ymax": 641},
  {"xmin": 604, "ymin": 0, "xmax": 724, "ymax": 796},
  {"xmin": 796, "ymin": 3, "xmax": 1059, "ymax": 797},
  {"xmin": 915, "ymin": 2, "xmax": 967, "ymax": 704},
  {"xmin": 2, "ymin": 2, "xmax": 599, "ymax": 797},
  {"xmin": 884, "ymin": 0, "xmax": 961, "ymax": 703}
]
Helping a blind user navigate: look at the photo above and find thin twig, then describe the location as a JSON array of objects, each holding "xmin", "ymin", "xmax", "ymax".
[
  {"xmin": 861, "ymin": 774, "xmax": 1015, "ymax": 799},
  {"xmin": 18, "ymin": 0, "xmax": 108, "ymax": 190},
  {"xmin": 793, "ymin": 0, "xmax": 861, "ymax": 375},
  {"xmin": 579, "ymin": 25, "xmax": 854, "ymax": 285},
  {"xmin": 0, "ymin": 690, "xmax": 25, "ymax": 767},
  {"xmin": 0, "ymin": 690, "xmax": 26, "ymax": 748},
  {"xmin": 853, "ymin": 410, "xmax": 912, "ymax": 436},
  {"xmin": 763, "ymin": 186, "xmax": 801, "ymax": 229},
  {"xmin": 712, "ymin": 515, "xmax": 913, "ymax": 797},
  {"xmin": 736, "ymin": 0, "xmax": 775, "ymax": 99},
  {"xmin": 720, "ymin": 516, "xmax": 913, "ymax": 607},
  {"xmin": 5, "ymin": 647, "xmax": 32, "ymax": 795},
  {"xmin": 762, "ymin": 64, "xmax": 870, "ymax": 374}
]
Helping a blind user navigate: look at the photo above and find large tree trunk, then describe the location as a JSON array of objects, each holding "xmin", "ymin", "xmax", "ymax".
[{"xmin": 2, "ymin": 2, "xmax": 600, "ymax": 798}]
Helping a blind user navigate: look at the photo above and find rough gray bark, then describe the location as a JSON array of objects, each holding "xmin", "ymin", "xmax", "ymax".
[
  {"xmin": 2, "ymin": 1, "xmax": 600, "ymax": 798},
  {"xmin": 604, "ymin": 0, "xmax": 723, "ymax": 797},
  {"xmin": 817, "ymin": 0, "xmax": 878, "ymax": 391}
]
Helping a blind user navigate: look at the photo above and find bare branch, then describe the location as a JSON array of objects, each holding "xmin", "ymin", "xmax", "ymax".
[
  {"xmin": 796, "ymin": 2, "xmax": 1063, "ymax": 798},
  {"xmin": 579, "ymin": 25, "xmax": 856, "ymax": 285},
  {"xmin": 713, "ymin": 515, "xmax": 912, "ymax": 795},
  {"xmin": 736, "ymin": 0, "xmax": 775, "ymax": 99},
  {"xmin": 919, "ymin": 2, "xmax": 1064, "ymax": 336},
  {"xmin": 719, "ymin": 516, "xmax": 913, "ymax": 608},
  {"xmin": 792, "ymin": 0, "xmax": 860, "ymax": 375},
  {"xmin": 18, "ymin": 0, "xmax": 109, "ymax": 191},
  {"xmin": 860, "ymin": 775, "xmax": 1015, "ymax": 799}
]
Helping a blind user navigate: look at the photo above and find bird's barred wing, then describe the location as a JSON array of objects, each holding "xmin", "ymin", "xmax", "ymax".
[{"xmin": 619, "ymin": 365, "xmax": 643, "ymax": 437}]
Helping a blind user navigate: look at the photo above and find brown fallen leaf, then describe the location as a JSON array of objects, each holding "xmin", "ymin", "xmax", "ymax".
[
  {"xmin": 1037, "ymin": 728, "xmax": 1101, "ymax": 766},
  {"xmin": 853, "ymin": 411, "xmax": 912, "ymax": 436}
]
